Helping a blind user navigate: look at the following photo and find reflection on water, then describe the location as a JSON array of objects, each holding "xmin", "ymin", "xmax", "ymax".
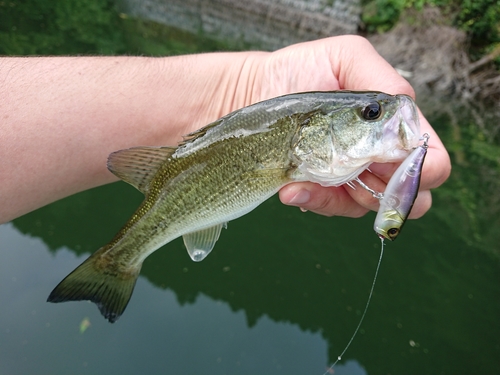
[
  {"xmin": 1, "ymin": 223, "xmax": 333, "ymax": 374},
  {"xmin": 3, "ymin": 165, "xmax": 500, "ymax": 374},
  {"xmin": 1, "ymin": 221, "xmax": 370, "ymax": 374}
]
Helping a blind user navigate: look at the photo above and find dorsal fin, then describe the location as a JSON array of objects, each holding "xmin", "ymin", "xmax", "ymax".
[
  {"xmin": 107, "ymin": 146, "xmax": 176, "ymax": 194},
  {"xmin": 177, "ymin": 118, "xmax": 223, "ymax": 148}
]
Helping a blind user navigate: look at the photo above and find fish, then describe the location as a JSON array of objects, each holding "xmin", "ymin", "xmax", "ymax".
[
  {"xmin": 374, "ymin": 134, "xmax": 429, "ymax": 240},
  {"xmin": 47, "ymin": 91, "xmax": 420, "ymax": 322}
]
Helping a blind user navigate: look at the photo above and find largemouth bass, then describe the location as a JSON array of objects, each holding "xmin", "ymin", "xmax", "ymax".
[{"xmin": 47, "ymin": 91, "xmax": 420, "ymax": 322}]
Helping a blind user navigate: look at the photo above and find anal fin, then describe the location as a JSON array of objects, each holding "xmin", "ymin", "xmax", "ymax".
[{"xmin": 183, "ymin": 223, "xmax": 226, "ymax": 262}]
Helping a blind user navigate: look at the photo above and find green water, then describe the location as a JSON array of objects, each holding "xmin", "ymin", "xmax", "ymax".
[
  {"xmin": 2, "ymin": 171, "xmax": 499, "ymax": 374},
  {"xmin": 1, "ymin": 4, "xmax": 500, "ymax": 375}
]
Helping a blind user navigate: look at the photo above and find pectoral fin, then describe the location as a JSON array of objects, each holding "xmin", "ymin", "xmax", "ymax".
[{"xmin": 183, "ymin": 223, "xmax": 227, "ymax": 262}]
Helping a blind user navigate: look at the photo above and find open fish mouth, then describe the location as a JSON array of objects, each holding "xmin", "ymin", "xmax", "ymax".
[{"xmin": 381, "ymin": 94, "xmax": 420, "ymax": 160}]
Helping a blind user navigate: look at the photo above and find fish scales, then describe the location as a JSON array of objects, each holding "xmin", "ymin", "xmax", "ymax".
[
  {"xmin": 47, "ymin": 91, "xmax": 421, "ymax": 322},
  {"xmin": 107, "ymin": 116, "xmax": 298, "ymax": 264}
]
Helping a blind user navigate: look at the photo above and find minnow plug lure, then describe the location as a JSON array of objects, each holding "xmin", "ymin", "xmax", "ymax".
[
  {"xmin": 353, "ymin": 134, "xmax": 429, "ymax": 240},
  {"xmin": 374, "ymin": 133, "xmax": 429, "ymax": 240}
]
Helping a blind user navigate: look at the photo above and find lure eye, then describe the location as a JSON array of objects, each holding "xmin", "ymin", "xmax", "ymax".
[
  {"xmin": 387, "ymin": 227, "xmax": 400, "ymax": 240},
  {"xmin": 361, "ymin": 102, "xmax": 382, "ymax": 120}
]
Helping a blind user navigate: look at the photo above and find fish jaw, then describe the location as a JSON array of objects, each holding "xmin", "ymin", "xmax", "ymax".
[
  {"xmin": 331, "ymin": 95, "xmax": 420, "ymax": 182},
  {"xmin": 376, "ymin": 94, "xmax": 420, "ymax": 162}
]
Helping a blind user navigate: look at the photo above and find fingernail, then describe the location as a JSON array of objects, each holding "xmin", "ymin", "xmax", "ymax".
[{"xmin": 288, "ymin": 189, "xmax": 311, "ymax": 205}]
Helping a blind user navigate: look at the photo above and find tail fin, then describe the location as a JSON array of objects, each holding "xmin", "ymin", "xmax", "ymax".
[{"xmin": 47, "ymin": 253, "xmax": 141, "ymax": 323}]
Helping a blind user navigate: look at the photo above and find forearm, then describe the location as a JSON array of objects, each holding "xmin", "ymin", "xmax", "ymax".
[{"xmin": 0, "ymin": 53, "xmax": 260, "ymax": 223}]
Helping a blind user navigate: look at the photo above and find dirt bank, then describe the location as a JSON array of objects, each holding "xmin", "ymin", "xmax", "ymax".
[
  {"xmin": 368, "ymin": 7, "xmax": 499, "ymax": 110},
  {"xmin": 368, "ymin": 7, "xmax": 500, "ymax": 144}
]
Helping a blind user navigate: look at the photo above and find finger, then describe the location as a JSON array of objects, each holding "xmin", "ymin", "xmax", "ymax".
[
  {"xmin": 344, "ymin": 170, "xmax": 387, "ymax": 212},
  {"xmin": 279, "ymin": 182, "xmax": 369, "ymax": 218},
  {"xmin": 330, "ymin": 35, "xmax": 416, "ymax": 98},
  {"xmin": 408, "ymin": 190, "xmax": 432, "ymax": 219}
]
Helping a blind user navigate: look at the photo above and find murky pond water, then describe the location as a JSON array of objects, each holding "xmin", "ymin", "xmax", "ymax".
[
  {"xmin": 1, "ymin": 7, "xmax": 499, "ymax": 375},
  {"xmin": 3, "ymin": 139, "xmax": 499, "ymax": 374}
]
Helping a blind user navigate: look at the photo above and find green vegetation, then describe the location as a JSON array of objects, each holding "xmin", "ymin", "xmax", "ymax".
[
  {"xmin": 119, "ymin": 16, "xmax": 230, "ymax": 56},
  {"xmin": 0, "ymin": 0, "xmax": 227, "ymax": 56},
  {"xmin": 0, "ymin": 0, "xmax": 125, "ymax": 55},
  {"xmin": 429, "ymin": 105, "xmax": 500, "ymax": 256},
  {"xmin": 3, "ymin": 0, "xmax": 497, "ymax": 62},
  {"xmin": 361, "ymin": 0, "xmax": 500, "ymax": 62}
]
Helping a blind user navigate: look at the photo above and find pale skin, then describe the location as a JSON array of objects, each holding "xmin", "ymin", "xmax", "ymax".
[{"xmin": 0, "ymin": 36, "xmax": 450, "ymax": 224}]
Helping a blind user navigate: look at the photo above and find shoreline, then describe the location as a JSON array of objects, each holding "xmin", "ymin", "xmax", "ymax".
[{"xmin": 118, "ymin": 0, "xmax": 499, "ymax": 111}]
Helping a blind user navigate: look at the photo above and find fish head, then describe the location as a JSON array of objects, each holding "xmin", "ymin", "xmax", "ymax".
[
  {"xmin": 291, "ymin": 92, "xmax": 420, "ymax": 186},
  {"xmin": 330, "ymin": 92, "xmax": 420, "ymax": 164}
]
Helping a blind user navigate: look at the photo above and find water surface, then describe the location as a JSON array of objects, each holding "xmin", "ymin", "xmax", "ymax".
[{"xmin": 2, "ymin": 169, "xmax": 499, "ymax": 374}]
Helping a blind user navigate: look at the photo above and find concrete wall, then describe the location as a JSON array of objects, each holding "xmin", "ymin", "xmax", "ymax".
[{"xmin": 120, "ymin": 0, "xmax": 361, "ymax": 50}]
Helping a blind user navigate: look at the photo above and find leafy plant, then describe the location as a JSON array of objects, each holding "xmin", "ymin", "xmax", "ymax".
[
  {"xmin": 0, "ymin": 0, "xmax": 125, "ymax": 55},
  {"xmin": 361, "ymin": 0, "xmax": 500, "ymax": 57}
]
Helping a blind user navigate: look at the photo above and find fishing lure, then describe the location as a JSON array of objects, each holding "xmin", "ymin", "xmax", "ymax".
[
  {"xmin": 355, "ymin": 134, "xmax": 429, "ymax": 240},
  {"xmin": 374, "ymin": 133, "xmax": 429, "ymax": 240}
]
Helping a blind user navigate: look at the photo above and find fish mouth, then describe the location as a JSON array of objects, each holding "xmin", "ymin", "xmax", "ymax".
[{"xmin": 381, "ymin": 95, "xmax": 420, "ymax": 161}]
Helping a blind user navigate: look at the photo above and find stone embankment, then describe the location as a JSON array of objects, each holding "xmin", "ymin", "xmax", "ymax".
[
  {"xmin": 121, "ymin": 0, "xmax": 360, "ymax": 50},
  {"xmin": 121, "ymin": 0, "xmax": 499, "ymax": 110}
]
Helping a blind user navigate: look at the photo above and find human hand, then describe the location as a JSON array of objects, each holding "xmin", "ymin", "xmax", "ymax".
[
  {"xmin": 0, "ymin": 37, "xmax": 449, "ymax": 224},
  {"xmin": 245, "ymin": 36, "xmax": 451, "ymax": 219}
]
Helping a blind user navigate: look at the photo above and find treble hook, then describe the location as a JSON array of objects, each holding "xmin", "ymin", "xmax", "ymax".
[{"xmin": 354, "ymin": 177, "xmax": 384, "ymax": 200}]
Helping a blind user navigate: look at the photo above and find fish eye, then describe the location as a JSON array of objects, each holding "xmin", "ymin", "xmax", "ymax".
[
  {"xmin": 361, "ymin": 102, "xmax": 382, "ymax": 120},
  {"xmin": 388, "ymin": 227, "xmax": 400, "ymax": 240}
]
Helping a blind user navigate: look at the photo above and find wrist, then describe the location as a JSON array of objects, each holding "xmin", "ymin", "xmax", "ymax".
[{"xmin": 155, "ymin": 51, "xmax": 269, "ymax": 140}]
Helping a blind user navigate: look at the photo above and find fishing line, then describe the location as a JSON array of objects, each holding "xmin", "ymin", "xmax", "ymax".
[{"xmin": 322, "ymin": 238, "xmax": 385, "ymax": 375}]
